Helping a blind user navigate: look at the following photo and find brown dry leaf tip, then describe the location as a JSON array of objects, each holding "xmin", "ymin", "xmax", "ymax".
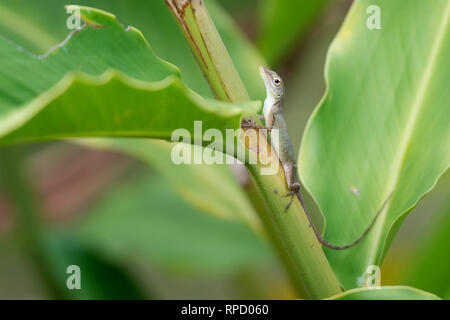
[
  {"xmin": 166, "ymin": 0, "xmax": 189, "ymax": 18},
  {"xmin": 166, "ymin": 0, "xmax": 210, "ymax": 81}
]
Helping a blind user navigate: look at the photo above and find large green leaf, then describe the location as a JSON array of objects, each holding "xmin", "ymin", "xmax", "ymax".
[
  {"xmin": 0, "ymin": 1, "xmax": 265, "ymax": 233},
  {"xmin": 257, "ymin": 0, "xmax": 329, "ymax": 65},
  {"xmin": 299, "ymin": 0, "xmax": 450, "ymax": 289},
  {"xmin": 0, "ymin": 0, "xmax": 266, "ymax": 100},
  {"xmin": 71, "ymin": 172, "xmax": 273, "ymax": 275},
  {"xmin": 0, "ymin": 6, "xmax": 259, "ymax": 146},
  {"xmin": 327, "ymin": 286, "xmax": 441, "ymax": 300}
]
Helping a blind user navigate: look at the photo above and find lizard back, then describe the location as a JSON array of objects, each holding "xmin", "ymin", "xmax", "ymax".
[{"xmin": 271, "ymin": 110, "xmax": 297, "ymax": 165}]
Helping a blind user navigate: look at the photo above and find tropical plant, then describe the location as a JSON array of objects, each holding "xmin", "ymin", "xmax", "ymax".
[{"xmin": 0, "ymin": 0, "xmax": 448, "ymax": 300}]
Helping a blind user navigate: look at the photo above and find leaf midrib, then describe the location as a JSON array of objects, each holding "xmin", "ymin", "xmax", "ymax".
[{"xmin": 367, "ymin": 1, "xmax": 450, "ymax": 265}]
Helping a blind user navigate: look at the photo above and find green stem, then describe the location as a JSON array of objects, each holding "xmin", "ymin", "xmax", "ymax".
[
  {"xmin": 247, "ymin": 157, "xmax": 341, "ymax": 298},
  {"xmin": 166, "ymin": 0, "xmax": 249, "ymax": 102},
  {"xmin": 244, "ymin": 180, "xmax": 306, "ymax": 297},
  {"xmin": 166, "ymin": 0, "xmax": 341, "ymax": 298}
]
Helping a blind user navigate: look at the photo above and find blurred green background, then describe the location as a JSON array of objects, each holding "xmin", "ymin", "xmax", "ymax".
[{"xmin": 0, "ymin": 0, "xmax": 448, "ymax": 299}]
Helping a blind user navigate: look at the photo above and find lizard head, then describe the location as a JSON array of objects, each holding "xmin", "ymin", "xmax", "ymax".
[{"xmin": 259, "ymin": 66, "xmax": 285, "ymax": 102}]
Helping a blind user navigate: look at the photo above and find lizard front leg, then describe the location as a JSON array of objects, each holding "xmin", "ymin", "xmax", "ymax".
[{"xmin": 241, "ymin": 118, "xmax": 267, "ymax": 130}]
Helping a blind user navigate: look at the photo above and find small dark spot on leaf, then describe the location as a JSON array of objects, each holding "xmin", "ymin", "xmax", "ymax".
[{"xmin": 90, "ymin": 24, "xmax": 108, "ymax": 29}]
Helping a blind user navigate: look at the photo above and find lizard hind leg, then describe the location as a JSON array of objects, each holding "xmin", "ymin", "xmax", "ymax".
[
  {"xmin": 283, "ymin": 184, "xmax": 300, "ymax": 212},
  {"xmin": 282, "ymin": 161, "xmax": 301, "ymax": 212},
  {"xmin": 283, "ymin": 192, "xmax": 295, "ymax": 212},
  {"xmin": 283, "ymin": 182, "xmax": 301, "ymax": 212}
]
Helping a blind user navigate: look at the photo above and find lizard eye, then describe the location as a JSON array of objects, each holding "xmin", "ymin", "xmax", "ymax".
[{"xmin": 273, "ymin": 78, "xmax": 281, "ymax": 85}]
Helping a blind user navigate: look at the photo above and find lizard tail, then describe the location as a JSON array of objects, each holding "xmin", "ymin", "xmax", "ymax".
[{"xmin": 295, "ymin": 191, "xmax": 393, "ymax": 250}]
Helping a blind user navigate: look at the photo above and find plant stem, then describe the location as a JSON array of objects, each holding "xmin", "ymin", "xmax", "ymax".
[
  {"xmin": 166, "ymin": 0, "xmax": 249, "ymax": 102},
  {"xmin": 244, "ymin": 133, "xmax": 341, "ymax": 298},
  {"xmin": 166, "ymin": 0, "xmax": 341, "ymax": 298},
  {"xmin": 244, "ymin": 180, "xmax": 307, "ymax": 297}
]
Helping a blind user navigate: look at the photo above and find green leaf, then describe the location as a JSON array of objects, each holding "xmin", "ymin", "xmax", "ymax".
[
  {"xmin": 79, "ymin": 138, "xmax": 263, "ymax": 233},
  {"xmin": 299, "ymin": 0, "xmax": 450, "ymax": 289},
  {"xmin": 0, "ymin": 6, "xmax": 259, "ymax": 146},
  {"xmin": 257, "ymin": 0, "xmax": 329, "ymax": 65},
  {"xmin": 0, "ymin": 0, "xmax": 266, "ymax": 100},
  {"xmin": 327, "ymin": 286, "xmax": 441, "ymax": 300},
  {"xmin": 0, "ymin": 1, "xmax": 265, "ymax": 230},
  {"xmin": 71, "ymin": 172, "xmax": 273, "ymax": 275}
]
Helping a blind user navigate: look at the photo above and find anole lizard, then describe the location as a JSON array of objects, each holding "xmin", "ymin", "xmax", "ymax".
[{"xmin": 242, "ymin": 66, "xmax": 391, "ymax": 250}]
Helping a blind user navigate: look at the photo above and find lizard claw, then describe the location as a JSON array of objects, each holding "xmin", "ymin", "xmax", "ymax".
[
  {"xmin": 241, "ymin": 118, "xmax": 267, "ymax": 130},
  {"xmin": 283, "ymin": 184, "xmax": 301, "ymax": 212},
  {"xmin": 283, "ymin": 191, "xmax": 296, "ymax": 212}
]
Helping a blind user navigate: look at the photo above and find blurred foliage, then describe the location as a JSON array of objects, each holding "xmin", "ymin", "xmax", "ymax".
[
  {"xmin": 0, "ymin": 146, "xmax": 146, "ymax": 299},
  {"xmin": 283, "ymin": 3, "xmax": 346, "ymax": 152},
  {"xmin": 70, "ymin": 171, "xmax": 274, "ymax": 275},
  {"xmin": 380, "ymin": 169, "xmax": 450, "ymax": 299},
  {"xmin": 398, "ymin": 177, "xmax": 450, "ymax": 299},
  {"xmin": 39, "ymin": 233, "xmax": 147, "ymax": 299},
  {"xmin": 218, "ymin": 0, "xmax": 258, "ymax": 13},
  {"xmin": 257, "ymin": 0, "xmax": 330, "ymax": 66},
  {"xmin": 327, "ymin": 286, "xmax": 441, "ymax": 300},
  {"xmin": 79, "ymin": 139, "xmax": 262, "ymax": 232}
]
